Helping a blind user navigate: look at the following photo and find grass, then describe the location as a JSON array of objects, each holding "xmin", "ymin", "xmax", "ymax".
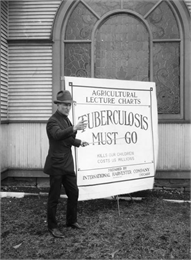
[{"xmin": 1, "ymin": 191, "xmax": 191, "ymax": 259}]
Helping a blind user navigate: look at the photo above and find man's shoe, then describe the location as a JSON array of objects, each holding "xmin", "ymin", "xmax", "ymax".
[
  {"xmin": 66, "ymin": 222, "xmax": 82, "ymax": 229},
  {"xmin": 48, "ymin": 228, "xmax": 65, "ymax": 238}
]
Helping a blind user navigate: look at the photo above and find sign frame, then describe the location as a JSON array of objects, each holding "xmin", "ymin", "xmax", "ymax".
[{"xmin": 63, "ymin": 76, "xmax": 158, "ymax": 201}]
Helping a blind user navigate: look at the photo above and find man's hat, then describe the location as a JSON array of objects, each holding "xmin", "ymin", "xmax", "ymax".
[{"xmin": 54, "ymin": 90, "xmax": 74, "ymax": 104}]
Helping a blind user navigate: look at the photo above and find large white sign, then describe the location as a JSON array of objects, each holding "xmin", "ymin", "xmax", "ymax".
[{"xmin": 64, "ymin": 77, "xmax": 158, "ymax": 201}]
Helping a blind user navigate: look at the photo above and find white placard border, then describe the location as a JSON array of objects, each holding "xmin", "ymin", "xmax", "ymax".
[{"xmin": 68, "ymin": 82, "xmax": 156, "ymax": 189}]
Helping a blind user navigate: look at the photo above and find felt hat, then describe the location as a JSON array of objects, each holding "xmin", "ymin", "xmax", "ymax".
[{"xmin": 54, "ymin": 90, "xmax": 74, "ymax": 104}]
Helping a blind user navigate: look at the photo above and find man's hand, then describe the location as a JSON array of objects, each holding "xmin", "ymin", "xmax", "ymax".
[
  {"xmin": 73, "ymin": 120, "xmax": 87, "ymax": 131},
  {"xmin": 81, "ymin": 141, "xmax": 89, "ymax": 147}
]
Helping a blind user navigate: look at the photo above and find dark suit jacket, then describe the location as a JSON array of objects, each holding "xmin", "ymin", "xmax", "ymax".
[{"xmin": 43, "ymin": 110, "xmax": 81, "ymax": 175}]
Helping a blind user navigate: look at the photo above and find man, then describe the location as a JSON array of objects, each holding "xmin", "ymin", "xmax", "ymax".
[{"xmin": 44, "ymin": 90, "xmax": 88, "ymax": 238}]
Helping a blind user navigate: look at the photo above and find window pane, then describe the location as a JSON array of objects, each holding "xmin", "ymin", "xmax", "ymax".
[
  {"xmin": 146, "ymin": 1, "xmax": 180, "ymax": 39},
  {"xmin": 83, "ymin": 0, "xmax": 121, "ymax": 18},
  {"xmin": 95, "ymin": 14, "xmax": 149, "ymax": 81},
  {"xmin": 123, "ymin": 0, "xmax": 159, "ymax": 16},
  {"xmin": 153, "ymin": 42, "xmax": 180, "ymax": 114},
  {"xmin": 64, "ymin": 43, "xmax": 91, "ymax": 77},
  {"xmin": 65, "ymin": 2, "xmax": 98, "ymax": 40}
]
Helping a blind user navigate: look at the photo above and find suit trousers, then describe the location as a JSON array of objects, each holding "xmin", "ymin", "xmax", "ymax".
[{"xmin": 47, "ymin": 173, "xmax": 79, "ymax": 229}]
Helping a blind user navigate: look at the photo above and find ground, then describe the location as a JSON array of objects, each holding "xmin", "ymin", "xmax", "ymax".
[{"xmin": 1, "ymin": 189, "xmax": 191, "ymax": 260}]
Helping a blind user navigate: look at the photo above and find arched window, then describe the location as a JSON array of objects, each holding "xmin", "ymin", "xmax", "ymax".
[{"xmin": 52, "ymin": 0, "xmax": 190, "ymax": 122}]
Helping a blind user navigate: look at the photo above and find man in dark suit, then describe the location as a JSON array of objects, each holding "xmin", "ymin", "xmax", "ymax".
[{"xmin": 44, "ymin": 90, "xmax": 88, "ymax": 238}]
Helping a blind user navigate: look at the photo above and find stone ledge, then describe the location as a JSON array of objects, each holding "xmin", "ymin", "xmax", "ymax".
[
  {"xmin": 1, "ymin": 170, "xmax": 190, "ymax": 191},
  {"xmin": 154, "ymin": 179, "xmax": 190, "ymax": 191}
]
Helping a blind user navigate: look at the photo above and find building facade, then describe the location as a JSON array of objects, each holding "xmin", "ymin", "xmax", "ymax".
[{"xmin": 0, "ymin": 0, "xmax": 191, "ymax": 186}]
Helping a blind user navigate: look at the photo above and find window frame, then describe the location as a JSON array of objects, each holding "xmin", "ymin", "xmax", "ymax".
[{"xmin": 51, "ymin": 0, "xmax": 191, "ymax": 123}]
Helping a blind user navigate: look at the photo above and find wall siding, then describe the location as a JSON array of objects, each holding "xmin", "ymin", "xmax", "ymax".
[
  {"xmin": 0, "ymin": 1, "xmax": 8, "ymax": 121},
  {"xmin": 7, "ymin": 0, "xmax": 62, "ymax": 121},
  {"xmin": 158, "ymin": 124, "xmax": 191, "ymax": 170},
  {"xmin": 7, "ymin": 123, "xmax": 48, "ymax": 169},
  {"xmin": 0, "ymin": 124, "xmax": 8, "ymax": 172},
  {"xmin": 5, "ymin": 123, "xmax": 191, "ymax": 172},
  {"xmin": 8, "ymin": 45, "xmax": 53, "ymax": 121},
  {"xmin": 8, "ymin": 0, "xmax": 62, "ymax": 39},
  {"xmin": 184, "ymin": 0, "xmax": 191, "ymax": 13}
]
